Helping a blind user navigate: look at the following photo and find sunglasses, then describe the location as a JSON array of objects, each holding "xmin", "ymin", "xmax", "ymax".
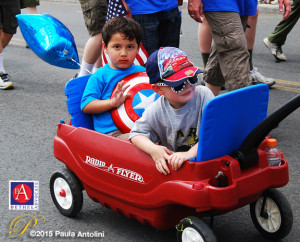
[{"xmin": 156, "ymin": 76, "xmax": 198, "ymax": 93}]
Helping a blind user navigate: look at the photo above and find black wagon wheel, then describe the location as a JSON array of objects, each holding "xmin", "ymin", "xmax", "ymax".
[
  {"xmin": 176, "ymin": 216, "xmax": 217, "ymax": 242},
  {"xmin": 50, "ymin": 169, "xmax": 83, "ymax": 217},
  {"xmin": 250, "ymin": 188, "xmax": 293, "ymax": 240}
]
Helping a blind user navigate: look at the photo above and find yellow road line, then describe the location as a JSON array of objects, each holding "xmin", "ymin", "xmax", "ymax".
[
  {"xmin": 272, "ymin": 85, "xmax": 300, "ymax": 93},
  {"xmin": 275, "ymin": 79, "xmax": 300, "ymax": 87}
]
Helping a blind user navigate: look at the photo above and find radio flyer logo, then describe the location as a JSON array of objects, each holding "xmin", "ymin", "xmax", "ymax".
[{"xmin": 9, "ymin": 181, "xmax": 39, "ymax": 210}]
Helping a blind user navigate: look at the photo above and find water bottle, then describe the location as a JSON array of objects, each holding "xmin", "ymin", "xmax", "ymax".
[{"xmin": 266, "ymin": 138, "xmax": 281, "ymax": 166}]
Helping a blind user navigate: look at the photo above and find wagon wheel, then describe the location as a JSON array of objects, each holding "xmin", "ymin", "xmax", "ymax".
[
  {"xmin": 176, "ymin": 216, "xmax": 217, "ymax": 242},
  {"xmin": 250, "ymin": 188, "xmax": 293, "ymax": 239},
  {"xmin": 50, "ymin": 169, "xmax": 83, "ymax": 217}
]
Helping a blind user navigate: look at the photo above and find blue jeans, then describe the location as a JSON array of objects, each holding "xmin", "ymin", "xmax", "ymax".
[{"xmin": 132, "ymin": 7, "xmax": 181, "ymax": 56}]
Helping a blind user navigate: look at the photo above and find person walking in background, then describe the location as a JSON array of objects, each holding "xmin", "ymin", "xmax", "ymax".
[
  {"xmin": 77, "ymin": 0, "xmax": 108, "ymax": 77},
  {"xmin": 263, "ymin": 0, "xmax": 300, "ymax": 62},
  {"xmin": 198, "ymin": 10, "xmax": 275, "ymax": 88},
  {"xmin": 0, "ymin": 0, "xmax": 21, "ymax": 90},
  {"xmin": 246, "ymin": 9, "xmax": 275, "ymax": 86},
  {"xmin": 189, "ymin": 0, "xmax": 257, "ymax": 96},
  {"xmin": 188, "ymin": 0, "xmax": 291, "ymax": 96},
  {"xmin": 124, "ymin": 0, "xmax": 181, "ymax": 56}
]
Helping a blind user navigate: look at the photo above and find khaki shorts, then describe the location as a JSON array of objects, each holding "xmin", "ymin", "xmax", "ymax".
[
  {"xmin": 79, "ymin": 0, "xmax": 108, "ymax": 36},
  {"xmin": 19, "ymin": 0, "xmax": 39, "ymax": 9},
  {"xmin": 203, "ymin": 11, "xmax": 252, "ymax": 91},
  {"xmin": 0, "ymin": 0, "xmax": 20, "ymax": 34}
]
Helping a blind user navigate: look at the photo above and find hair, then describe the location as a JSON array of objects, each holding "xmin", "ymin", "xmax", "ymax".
[{"xmin": 102, "ymin": 16, "xmax": 142, "ymax": 47}]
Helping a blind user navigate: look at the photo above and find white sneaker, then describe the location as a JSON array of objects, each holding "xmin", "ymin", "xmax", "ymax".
[
  {"xmin": 0, "ymin": 72, "xmax": 14, "ymax": 90},
  {"xmin": 251, "ymin": 67, "xmax": 276, "ymax": 87},
  {"xmin": 263, "ymin": 37, "xmax": 287, "ymax": 61}
]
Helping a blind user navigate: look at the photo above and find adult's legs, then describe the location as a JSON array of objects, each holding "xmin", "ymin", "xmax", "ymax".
[
  {"xmin": 204, "ymin": 12, "xmax": 251, "ymax": 94},
  {"xmin": 25, "ymin": 6, "xmax": 37, "ymax": 14},
  {"xmin": 158, "ymin": 8, "xmax": 181, "ymax": 50},
  {"xmin": 267, "ymin": 0, "xmax": 300, "ymax": 46},
  {"xmin": 0, "ymin": 0, "xmax": 20, "ymax": 89},
  {"xmin": 246, "ymin": 10, "xmax": 275, "ymax": 86},
  {"xmin": 133, "ymin": 8, "xmax": 181, "ymax": 57},
  {"xmin": 78, "ymin": 0, "xmax": 107, "ymax": 77},
  {"xmin": 1, "ymin": 32, "xmax": 13, "ymax": 50},
  {"xmin": 264, "ymin": 0, "xmax": 300, "ymax": 61},
  {"xmin": 245, "ymin": 11, "xmax": 258, "ymax": 71},
  {"xmin": 198, "ymin": 17, "xmax": 219, "ymax": 94},
  {"xmin": 197, "ymin": 16, "xmax": 211, "ymax": 68},
  {"xmin": 132, "ymin": 13, "xmax": 160, "ymax": 56},
  {"xmin": 79, "ymin": 33, "xmax": 103, "ymax": 76}
]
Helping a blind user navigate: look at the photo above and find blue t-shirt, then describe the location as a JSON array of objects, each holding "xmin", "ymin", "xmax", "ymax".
[
  {"xmin": 81, "ymin": 64, "xmax": 145, "ymax": 134},
  {"xmin": 125, "ymin": 0, "xmax": 178, "ymax": 15},
  {"xmin": 203, "ymin": 0, "xmax": 257, "ymax": 16}
]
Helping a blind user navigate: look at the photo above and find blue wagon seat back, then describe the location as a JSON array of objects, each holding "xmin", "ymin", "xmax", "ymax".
[
  {"xmin": 65, "ymin": 74, "xmax": 93, "ymax": 129},
  {"xmin": 196, "ymin": 84, "xmax": 269, "ymax": 162}
]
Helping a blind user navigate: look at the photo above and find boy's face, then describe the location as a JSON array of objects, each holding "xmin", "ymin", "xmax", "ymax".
[
  {"xmin": 154, "ymin": 82, "xmax": 196, "ymax": 109},
  {"xmin": 104, "ymin": 32, "xmax": 139, "ymax": 69}
]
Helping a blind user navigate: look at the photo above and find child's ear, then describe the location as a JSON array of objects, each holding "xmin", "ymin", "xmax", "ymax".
[
  {"xmin": 152, "ymin": 84, "xmax": 163, "ymax": 95},
  {"xmin": 103, "ymin": 42, "xmax": 108, "ymax": 54}
]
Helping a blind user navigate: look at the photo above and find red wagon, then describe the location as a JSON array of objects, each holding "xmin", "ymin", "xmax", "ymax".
[{"xmin": 50, "ymin": 73, "xmax": 299, "ymax": 241}]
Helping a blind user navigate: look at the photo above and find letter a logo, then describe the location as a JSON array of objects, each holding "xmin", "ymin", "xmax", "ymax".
[
  {"xmin": 12, "ymin": 184, "xmax": 32, "ymax": 203},
  {"xmin": 14, "ymin": 184, "xmax": 30, "ymax": 201}
]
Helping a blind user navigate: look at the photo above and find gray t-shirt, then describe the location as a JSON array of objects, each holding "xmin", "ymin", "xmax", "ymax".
[{"xmin": 129, "ymin": 86, "xmax": 214, "ymax": 152}]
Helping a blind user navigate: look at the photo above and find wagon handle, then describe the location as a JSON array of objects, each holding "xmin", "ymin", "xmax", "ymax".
[{"xmin": 232, "ymin": 94, "xmax": 300, "ymax": 170}]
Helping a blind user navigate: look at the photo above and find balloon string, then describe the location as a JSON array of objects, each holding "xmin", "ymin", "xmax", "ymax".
[{"xmin": 70, "ymin": 58, "xmax": 92, "ymax": 74}]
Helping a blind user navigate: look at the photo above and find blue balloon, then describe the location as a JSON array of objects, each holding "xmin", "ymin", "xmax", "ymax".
[{"xmin": 17, "ymin": 14, "xmax": 80, "ymax": 69}]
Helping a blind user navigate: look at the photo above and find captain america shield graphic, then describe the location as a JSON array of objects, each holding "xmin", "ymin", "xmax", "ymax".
[{"xmin": 111, "ymin": 72, "xmax": 160, "ymax": 133}]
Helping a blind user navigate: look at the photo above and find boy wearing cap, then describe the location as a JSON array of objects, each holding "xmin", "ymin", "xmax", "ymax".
[{"xmin": 130, "ymin": 47, "xmax": 214, "ymax": 175}]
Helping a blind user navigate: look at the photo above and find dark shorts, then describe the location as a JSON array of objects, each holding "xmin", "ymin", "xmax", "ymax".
[
  {"xmin": 132, "ymin": 7, "xmax": 181, "ymax": 56},
  {"xmin": 19, "ymin": 0, "xmax": 40, "ymax": 9},
  {"xmin": 79, "ymin": 0, "xmax": 108, "ymax": 36},
  {"xmin": 0, "ymin": 0, "xmax": 20, "ymax": 34}
]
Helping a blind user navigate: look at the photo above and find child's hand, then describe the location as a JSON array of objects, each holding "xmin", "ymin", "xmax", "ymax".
[
  {"xmin": 150, "ymin": 145, "xmax": 173, "ymax": 175},
  {"xmin": 111, "ymin": 81, "xmax": 131, "ymax": 108},
  {"xmin": 168, "ymin": 144, "xmax": 198, "ymax": 171},
  {"xmin": 168, "ymin": 152, "xmax": 190, "ymax": 171}
]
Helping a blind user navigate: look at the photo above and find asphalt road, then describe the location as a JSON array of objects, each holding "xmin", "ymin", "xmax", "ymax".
[{"xmin": 1, "ymin": 1, "xmax": 299, "ymax": 242}]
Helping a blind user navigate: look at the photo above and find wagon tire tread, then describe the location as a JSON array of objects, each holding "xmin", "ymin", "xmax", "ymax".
[
  {"xmin": 50, "ymin": 169, "xmax": 83, "ymax": 217},
  {"xmin": 250, "ymin": 188, "xmax": 293, "ymax": 240},
  {"xmin": 176, "ymin": 216, "xmax": 217, "ymax": 242}
]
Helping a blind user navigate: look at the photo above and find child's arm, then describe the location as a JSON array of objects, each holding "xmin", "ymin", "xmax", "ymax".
[
  {"xmin": 131, "ymin": 135, "xmax": 173, "ymax": 175},
  {"xmin": 168, "ymin": 143, "xmax": 198, "ymax": 171},
  {"xmin": 82, "ymin": 81, "xmax": 130, "ymax": 114}
]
